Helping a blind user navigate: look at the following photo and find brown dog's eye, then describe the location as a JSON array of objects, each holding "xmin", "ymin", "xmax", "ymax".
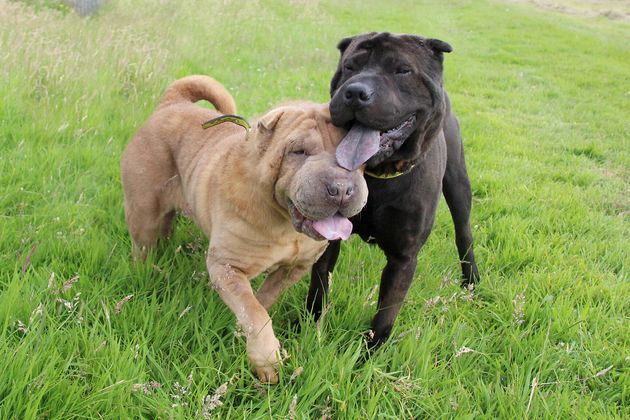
[{"xmin": 291, "ymin": 149, "xmax": 307, "ymax": 156}]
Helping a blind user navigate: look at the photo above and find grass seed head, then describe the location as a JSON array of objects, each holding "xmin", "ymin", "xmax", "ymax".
[
  {"xmin": 512, "ymin": 288, "xmax": 527, "ymax": 326},
  {"xmin": 288, "ymin": 395, "xmax": 298, "ymax": 420},
  {"xmin": 290, "ymin": 366, "xmax": 304, "ymax": 382},
  {"xmin": 115, "ymin": 294, "xmax": 134, "ymax": 314}
]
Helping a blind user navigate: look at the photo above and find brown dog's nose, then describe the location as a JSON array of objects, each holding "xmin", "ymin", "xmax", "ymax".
[
  {"xmin": 326, "ymin": 181, "xmax": 354, "ymax": 205},
  {"xmin": 343, "ymin": 82, "xmax": 373, "ymax": 109}
]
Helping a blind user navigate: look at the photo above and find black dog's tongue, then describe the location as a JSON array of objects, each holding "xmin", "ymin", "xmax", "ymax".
[{"xmin": 336, "ymin": 123, "xmax": 380, "ymax": 171}]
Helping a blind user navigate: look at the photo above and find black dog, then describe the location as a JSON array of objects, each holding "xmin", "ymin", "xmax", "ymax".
[{"xmin": 307, "ymin": 32, "xmax": 480, "ymax": 348}]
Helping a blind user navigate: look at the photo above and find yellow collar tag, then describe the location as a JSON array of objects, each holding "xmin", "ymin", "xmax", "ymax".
[
  {"xmin": 201, "ymin": 114, "xmax": 251, "ymax": 130},
  {"xmin": 364, "ymin": 163, "xmax": 416, "ymax": 180}
]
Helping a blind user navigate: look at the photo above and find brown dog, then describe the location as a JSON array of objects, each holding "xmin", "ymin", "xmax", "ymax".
[{"xmin": 120, "ymin": 75, "xmax": 368, "ymax": 382}]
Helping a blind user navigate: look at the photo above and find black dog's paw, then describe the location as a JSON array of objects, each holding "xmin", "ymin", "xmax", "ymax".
[
  {"xmin": 460, "ymin": 266, "xmax": 480, "ymax": 290},
  {"xmin": 359, "ymin": 329, "xmax": 387, "ymax": 361},
  {"xmin": 460, "ymin": 279, "xmax": 477, "ymax": 291}
]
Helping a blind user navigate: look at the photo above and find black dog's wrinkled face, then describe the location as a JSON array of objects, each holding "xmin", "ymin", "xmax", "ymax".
[{"xmin": 330, "ymin": 32, "xmax": 452, "ymax": 169}]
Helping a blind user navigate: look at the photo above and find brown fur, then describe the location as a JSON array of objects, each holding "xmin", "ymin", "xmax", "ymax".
[{"xmin": 120, "ymin": 75, "xmax": 367, "ymax": 383}]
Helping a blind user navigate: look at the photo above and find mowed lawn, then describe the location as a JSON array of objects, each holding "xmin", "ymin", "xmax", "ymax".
[{"xmin": 1, "ymin": 0, "xmax": 628, "ymax": 417}]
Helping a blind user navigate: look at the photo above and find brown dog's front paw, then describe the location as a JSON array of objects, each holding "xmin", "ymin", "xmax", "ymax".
[
  {"xmin": 247, "ymin": 328, "xmax": 281, "ymax": 384},
  {"xmin": 254, "ymin": 366, "xmax": 279, "ymax": 384}
]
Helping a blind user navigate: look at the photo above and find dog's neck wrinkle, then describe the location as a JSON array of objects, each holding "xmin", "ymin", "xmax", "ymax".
[
  {"xmin": 315, "ymin": 116, "xmax": 336, "ymax": 150},
  {"xmin": 224, "ymin": 139, "xmax": 288, "ymax": 234}
]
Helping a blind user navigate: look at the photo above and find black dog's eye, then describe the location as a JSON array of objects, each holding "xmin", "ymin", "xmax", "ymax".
[
  {"xmin": 344, "ymin": 63, "xmax": 354, "ymax": 72},
  {"xmin": 395, "ymin": 67, "xmax": 412, "ymax": 75}
]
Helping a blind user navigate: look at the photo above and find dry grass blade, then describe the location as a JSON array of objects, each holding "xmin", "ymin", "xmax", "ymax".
[
  {"xmin": 364, "ymin": 285, "xmax": 378, "ymax": 306},
  {"xmin": 593, "ymin": 365, "xmax": 613, "ymax": 378},
  {"xmin": 20, "ymin": 242, "xmax": 38, "ymax": 274},
  {"xmin": 526, "ymin": 376, "xmax": 538, "ymax": 415},
  {"xmin": 288, "ymin": 394, "xmax": 297, "ymax": 420},
  {"xmin": 178, "ymin": 305, "xmax": 192, "ymax": 320},
  {"xmin": 455, "ymin": 346, "xmax": 475, "ymax": 357},
  {"xmin": 316, "ymin": 301, "xmax": 333, "ymax": 333},
  {"xmin": 100, "ymin": 300, "xmax": 111, "ymax": 323},
  {"xmin": 47, "ymin": 272, "xmax": 56, "ymax": 291},
  {"xmin": 539, "ymin": 365, "xmax": 615, "ymax": 386}
]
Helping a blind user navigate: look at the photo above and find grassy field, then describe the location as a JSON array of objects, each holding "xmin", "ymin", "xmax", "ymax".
[{"xmin": 1, "ymin": 0, "xmax": 628, "ymax": 417}]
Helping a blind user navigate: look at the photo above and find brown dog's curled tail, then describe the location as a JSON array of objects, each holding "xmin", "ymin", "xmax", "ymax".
[{"xmin": 158, "ymin": 75, "xmax": 237, "ymax": 115}]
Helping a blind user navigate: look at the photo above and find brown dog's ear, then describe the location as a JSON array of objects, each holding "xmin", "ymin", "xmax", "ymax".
[
  {"xmin": 257, "ymin": 109, "xmax": 284, "ymax": 133},
  {"xmin": 330, "ymin": 36, "xmax": 357, "ymax": 97},
  {"xmin": 254, "ymin": 109, "xmax": 285, "ymax": 154}
]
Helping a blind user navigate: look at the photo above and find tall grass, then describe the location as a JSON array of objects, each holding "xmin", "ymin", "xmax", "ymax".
[{"xmin": 1, "ymin": 0, "xmax": 628, "ymax": 417}]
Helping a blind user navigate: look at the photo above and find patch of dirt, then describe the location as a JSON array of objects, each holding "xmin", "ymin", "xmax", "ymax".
[{"xmin": 505, "ymin": 0, "xmax": 630, "ymax": 21}]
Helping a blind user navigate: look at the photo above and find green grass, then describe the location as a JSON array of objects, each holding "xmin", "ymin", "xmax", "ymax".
[{"xmin": 1, "ymin": 0, "xmax": 628, "ymax": 417}]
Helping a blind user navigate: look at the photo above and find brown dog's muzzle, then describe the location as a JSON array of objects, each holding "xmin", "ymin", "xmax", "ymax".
[{"xmin": 288, "ymin": 154, "xmax": 367, "ymax": 241}]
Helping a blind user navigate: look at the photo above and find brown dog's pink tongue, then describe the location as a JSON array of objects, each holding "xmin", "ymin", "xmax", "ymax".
[
  {"xmin": 312, "ymin": 214, "xmax": 353, "ymax": 240},
  {"xmin": 336, "ymin": 124, "xmax": 380, "ymax": 171}
]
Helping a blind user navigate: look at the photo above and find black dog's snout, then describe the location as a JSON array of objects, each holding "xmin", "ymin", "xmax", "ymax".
[
  {"xmin": 342, "ymin": 82, "xmax": 373, "ymax": 108},
  {"xmin": 326, "ymin": 180, "xmax": 355, "ymax": 205}
]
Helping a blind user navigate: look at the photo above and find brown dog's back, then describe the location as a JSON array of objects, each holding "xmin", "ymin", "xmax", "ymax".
[{"xmin": 121, "ymin": 75, "xmax": 239, "ymax": 260}]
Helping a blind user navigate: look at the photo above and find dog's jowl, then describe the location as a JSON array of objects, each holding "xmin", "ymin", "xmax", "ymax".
[{"xmin": 307, "ymin": 32, "xmax": 481, "ymax": 348}]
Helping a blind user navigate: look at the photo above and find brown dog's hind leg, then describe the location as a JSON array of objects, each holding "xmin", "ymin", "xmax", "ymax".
[
  {"xmin": 124, "ymin": 197, "xmax": 165, "ymax": 261},
  {"xmin": 124, "ymin": 184, "xmax": 179, "ymax": 261},
  {"xmin": 121, "ymin": 136, "xmax": 183, "ymax": 261},
  {"xmin": 122, "ymin": 162, "xmax": 182, "ymax": 261}
]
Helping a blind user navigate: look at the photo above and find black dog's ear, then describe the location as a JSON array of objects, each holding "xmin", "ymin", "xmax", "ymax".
[
  {"xmin": 330, "ymin": 36, "xmax": 357, "ymax": 96},
  {"xmin": 330, "ymin": 66, "xmax": 343, "ymax": 97},
  {"xmin": 336, "ymin": 36, "xmax": 354, "ymax": 53},
  {"xmin": 425, "ymin": 38, "xmax": 453, "ymax": 62},
  {"xmin": 426, "ymin": 38, "xmax": 453, "ymax": 53}
]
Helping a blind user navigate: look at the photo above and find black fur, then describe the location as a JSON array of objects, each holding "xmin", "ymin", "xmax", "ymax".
[{"xmin": 308, "ymin": 32, "xmax": 480, "ymax": 348}]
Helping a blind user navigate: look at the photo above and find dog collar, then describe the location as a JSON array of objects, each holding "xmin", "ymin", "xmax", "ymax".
[
  {"xmin": 364, "ymin": 163, "xmax": 416, "ymax": 180},
  {"xmin": 201, "ymin": 114, "xmax": 250, "ymax": 130}
]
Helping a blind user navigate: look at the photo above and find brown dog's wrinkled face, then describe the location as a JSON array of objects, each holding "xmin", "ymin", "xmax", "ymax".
[
  {"xmin": 253, "ymin": 103, "xmax": 368, "ymax": 241},
  {"xmin": 329, "ymin": 32, "xmax": 452, "ymax": 170}
]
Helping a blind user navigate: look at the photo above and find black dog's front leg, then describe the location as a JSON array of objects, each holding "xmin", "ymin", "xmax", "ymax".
[
  {"xmin": 368, "ymin": 249, "xmax": 420, "ymax": 349},
  {"xmin": 306, "ymin": 240, "xmax": 341, "ymax": 320}
]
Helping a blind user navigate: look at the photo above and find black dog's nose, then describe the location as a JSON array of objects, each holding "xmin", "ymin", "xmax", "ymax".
[
  {"xmin": 326, "ymin": 181, "xmax": 355, "ymax": 205},
  {"xmin": 342, "ymin": 82, "xmax": 373, "ymax": 108}
]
